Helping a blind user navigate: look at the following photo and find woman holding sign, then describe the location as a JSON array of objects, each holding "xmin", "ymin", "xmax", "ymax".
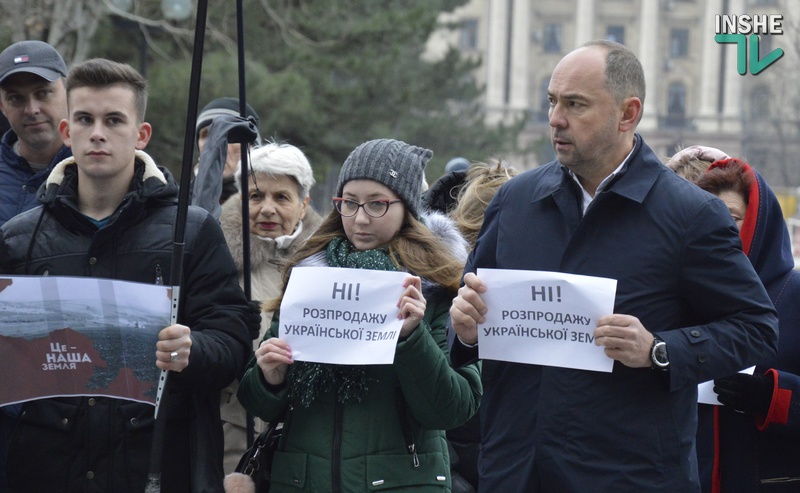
[
  {"xmin": 688, "ymin": 157, "xmax": 800, "ymax": 493},
  {"xmin": 236, "ymin": 138, "xmax": 481, "ymax": 492}
]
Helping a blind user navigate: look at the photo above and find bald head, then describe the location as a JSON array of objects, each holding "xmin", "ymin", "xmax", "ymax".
[{"xmin": 580, "ymin": 40, "xmax": 646, "ymax": 112}]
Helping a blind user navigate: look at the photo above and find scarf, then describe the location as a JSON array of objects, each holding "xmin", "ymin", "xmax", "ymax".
[{"xmin": 287, "ymin": 236, "xmax": 400, "ymax": 407}]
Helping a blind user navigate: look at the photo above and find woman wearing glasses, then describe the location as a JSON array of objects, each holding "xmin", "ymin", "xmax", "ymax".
[{"xmin": 236, "ymin": 139, "xmax": 481, "ymax": 492}]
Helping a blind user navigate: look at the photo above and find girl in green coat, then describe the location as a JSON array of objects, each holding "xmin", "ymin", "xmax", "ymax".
[{"xmin": 237, "ymin": 139, "xmax": 482, "ymax": 492}]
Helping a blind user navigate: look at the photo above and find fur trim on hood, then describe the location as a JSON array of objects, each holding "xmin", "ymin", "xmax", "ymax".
[
  {"xmin": 423, "ymin": 210, "xmax": 469, "ymax": 264},
  {"xmin": 45, "ymin": 150, "xmax": 167, "ymax": 187},
  {"xmin": 219, "ymin": 195, "xmax": 323, "ymax": 273}
]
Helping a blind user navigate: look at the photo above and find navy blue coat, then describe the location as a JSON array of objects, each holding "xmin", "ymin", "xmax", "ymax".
[
  {"xmin": 0, "ymin": 130, "xmax": 71, "ymax": 226},
  {"xmin": 452, "ymin": 136, "xmax": 778, "ymax": 492},
  {"xmin": 697, "ymin": 164, "xmax": 800, "ymax": 492}
]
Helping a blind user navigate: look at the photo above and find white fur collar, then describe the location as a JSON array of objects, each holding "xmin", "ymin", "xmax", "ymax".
[
  {"xmin": 45, "ymin": 150, "xmax": 167, "ymax": 186},
  {"xmin": 422, "ymin": 210, "xmax": 469, "ymax": 264}
]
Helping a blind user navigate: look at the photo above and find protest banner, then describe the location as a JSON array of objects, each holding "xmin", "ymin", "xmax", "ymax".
[
  {"xmin": 476, "ymin": 268, "xmax": 617, "ymax": 372},
  {"xmin": 279, "ymin": 266, "xmax": 409, "ymax": 365},
  {"xmin": 0, "ymin": 276, "xmax": 171, "ymax": 406}
]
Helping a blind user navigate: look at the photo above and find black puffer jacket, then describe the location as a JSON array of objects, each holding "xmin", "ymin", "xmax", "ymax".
[{"xmin": 0, "ymin": 151, "xmax": 255, "ymax": 493}]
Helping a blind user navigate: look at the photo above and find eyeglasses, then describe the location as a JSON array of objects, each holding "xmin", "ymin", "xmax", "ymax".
[{"xmin": 332, "ymin": 198, "xmax": 402, "ymax": 218}]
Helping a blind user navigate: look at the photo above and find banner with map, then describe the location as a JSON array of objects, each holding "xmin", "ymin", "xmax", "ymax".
[{"xmin": 0, "ymin": 276, "xmax": 171, "ymax": 406}]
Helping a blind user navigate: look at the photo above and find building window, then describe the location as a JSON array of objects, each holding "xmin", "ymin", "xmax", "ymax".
[
  {"xmin": 750, "ymin": 85, "xmax": 770, "ymax": 121},
  {"xmin": 460, "ymin": 18, "xmax": 479, "ymax": 51},
  {"xmin": 539, "ymin": 76, "xmax": 551, "ymax": 122},
  {"xmin": 543, "ymin": 23, "xmax": 562, "ymax": 53},
  {"xmin": 665, "ymin": 82, "xmax": 687, "ymax": 127},
  {"xmin": 606, "ymin": 25, "xmax": 625, "ymax": 45},
  {"xmin": 670, "ymin": 28, "xmax": 689, "ymax": 58}
]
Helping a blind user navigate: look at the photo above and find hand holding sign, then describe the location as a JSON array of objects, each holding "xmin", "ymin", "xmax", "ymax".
[
  {"xmin": 155, "ymin": 324, "xmax": 191, "ymax": 372},
  {"xmin": 255, "ymin": 337, "xmax": 293, "ymax": 386},
  {"xmin": 398, "ymin": 276, "xmax": 426, "ymax": 338},
  {"xmin": 449, "ymin": 272, "xmax": 488, "ymax": 345},
  {"xmin": 594, "ymin": 314, "xmax": 654, "ymax": 368},
  {"xmin": 698, "ymin": 366, "xmax": 755, "ymax": 405}
]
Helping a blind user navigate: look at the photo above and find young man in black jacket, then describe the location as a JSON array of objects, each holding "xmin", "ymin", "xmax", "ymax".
[{"xmin": 0, "ymin": 58, "xmax": 258, "ymax": 493}]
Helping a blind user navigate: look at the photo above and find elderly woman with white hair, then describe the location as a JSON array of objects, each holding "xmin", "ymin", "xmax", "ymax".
[{"xmin": 218, "ymin": 142, "xmax": 322, "ymax": 473}]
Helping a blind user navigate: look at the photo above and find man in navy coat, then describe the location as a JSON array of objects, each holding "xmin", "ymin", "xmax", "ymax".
[{"xmin": 449, "ymin": 40, "xmax": 779, "ymax": 492}]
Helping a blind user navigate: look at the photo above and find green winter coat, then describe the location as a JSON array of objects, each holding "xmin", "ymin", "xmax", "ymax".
[{"xmin": 238, "ymin": 271, "xmax": 481, "ymax": 492}]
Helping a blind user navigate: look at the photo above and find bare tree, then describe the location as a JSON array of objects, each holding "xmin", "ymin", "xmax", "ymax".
[
  {"xmin": 0, "ymin": 0, "xmax": 236, "ymax": 66},
  {"xmin": 0, "ymin": 0, "xmax": 106, "ymax": 64}
]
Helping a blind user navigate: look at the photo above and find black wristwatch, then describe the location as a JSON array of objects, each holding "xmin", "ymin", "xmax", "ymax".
[{"xmin": 650, "ymin": 335, "xmax": 669, "ymax": 370}]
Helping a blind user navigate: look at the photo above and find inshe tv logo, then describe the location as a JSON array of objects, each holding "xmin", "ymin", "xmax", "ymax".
[{"xmin": 715, "ymin": 14, "xmax": 784, "ymax": 75}]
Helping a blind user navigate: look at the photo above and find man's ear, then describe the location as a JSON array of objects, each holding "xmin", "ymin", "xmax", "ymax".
[
  {"xmin": 619, "ymin": 97, "xmax": 642, "ymax": 132},
  {"xmin": 58, "ymin": 119, "xmax": 72, "ymax": 148},
  {"xmin": 135, "ymin": 122, "xmax": 152, "ymax": 150}
]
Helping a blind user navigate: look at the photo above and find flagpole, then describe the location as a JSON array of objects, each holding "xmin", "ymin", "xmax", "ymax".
[{"xmin": 233, "ymin": 0, "xmax": 259, "ymax": 450}]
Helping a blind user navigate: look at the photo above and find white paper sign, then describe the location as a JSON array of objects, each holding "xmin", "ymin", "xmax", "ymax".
[
  {"xmin": 476, "ymin": 268, "xmax": 618, "ymax": 372},
  {"xmin": 697, "ymin": 366, "xmax": 756, "ymax": 405},
  {"xmin": 278, "ymin": 266, "xmax": 409, "ymax": 365}
]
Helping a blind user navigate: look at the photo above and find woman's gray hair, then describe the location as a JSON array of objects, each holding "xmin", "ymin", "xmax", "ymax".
[{"xmin": 235, "ymin": 142, "xmax": 315, "ymax": 199}]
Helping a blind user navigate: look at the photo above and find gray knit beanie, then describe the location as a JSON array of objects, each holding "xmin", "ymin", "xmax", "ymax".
[
  {"xmin": 195, "ymin": 97, "xmax": 260, "ymax": 145},
  {"xmin": 336, "ymin": 139, "xmax": 432, "ymax": 218}
]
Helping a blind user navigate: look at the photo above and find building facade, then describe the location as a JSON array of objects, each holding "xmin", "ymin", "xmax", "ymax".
[{"xmin": 430, "ymin": 0, "xmax": 799, "ymax": 193}]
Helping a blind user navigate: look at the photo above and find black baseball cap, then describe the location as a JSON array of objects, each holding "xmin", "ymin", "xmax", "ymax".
[{"xmin": 0, "ymin": 40, "xmax": 67, "ymax": 84}]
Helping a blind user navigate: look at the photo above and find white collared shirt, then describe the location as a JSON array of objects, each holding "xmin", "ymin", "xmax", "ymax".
[{"xmin": 568, "ymin": 138, "xmax": 637, "ymax": 215}]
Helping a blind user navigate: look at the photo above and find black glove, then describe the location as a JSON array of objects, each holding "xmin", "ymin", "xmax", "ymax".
[
  {"xmin": 713, "ymin": 372, "xmax": 773, "ymax": 415},
  {"xmin": 245, "ymin": 299, "xmax": 263, "ymax": 340}
]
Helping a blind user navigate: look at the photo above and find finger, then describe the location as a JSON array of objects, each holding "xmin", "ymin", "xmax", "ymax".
[
  {"xmin": 398, "ymin": 299, "xmax": 424, "ymax": 320},
  {"xmin": 155, "ymin": 348, "xmax": 178, "ymax": 363},
  {"xmin": 259, "ymin": 351, "xmax": 293, "ymax": 366},
  {"xmin": 593, "ymin": 328, "xmax": 627, "ymax": 345},
  {"xmin": 397, "ymin": 286, "xmax": 422, "ymax": 308},
  {"xmin": 597, "ymin": 337, "xmax": 624, "ymax": 350},
  {"xmin": 403, "ymin": 276, "xmax": 422, "ymax": 291},
  {"xmin": 463, "ymin": 272, "xmax": 487, "ymax": 293},
  {"xmin": 596, "ymin": 314, "xmax": 634, "ymax": 327},
  {"xmin": 459, "ymin": 284, "xmax": 488, "ymax": 315},
  {"xmin": 452, "ymin": 295, "xmax": 485, "ymax": 325},
  {"xmin": 257, "ymin": 345, "xmax": 294, "ymax": 366},
  {"xmin": 258, "ymin": 340, "xmax": 293, "ymax": 359},
  {"xmin": 155, "ymin": 337, "xmax": 188, "ymax": 354},
  {"xmin": 158, "ymin": 324, "xmax": 191, "ymax": 341}
]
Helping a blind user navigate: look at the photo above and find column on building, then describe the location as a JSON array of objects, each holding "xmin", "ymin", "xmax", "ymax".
[
  {"xmin": 485, "ymin": 0, "xmax": 510, "ymax": 124},
  {"xmin": 720, "ymin": 0, "xmax": 744, "ymax": 133},
  {"xmin": 697, "ymin": 0, "xmax": 735, "ymax": 133},
  {"xmin": 574, "ymin": 0, "xmax": 595, "ymax": 47},
  {"xmin": 637, "ymin": 0, "xmax": 659, "ymax": 132},
  {"xmin": 507, "ymin": 0, "xmax": 531, "ymax": 115}
]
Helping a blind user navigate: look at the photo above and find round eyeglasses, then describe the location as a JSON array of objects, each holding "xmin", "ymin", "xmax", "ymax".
[{"xmin": 332, "ymin": 198, "xmax": 402, "ymax": 218}]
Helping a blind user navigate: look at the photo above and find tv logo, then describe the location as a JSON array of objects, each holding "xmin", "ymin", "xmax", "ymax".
[{"xmin": 715, "ymin": 14, "xmax": 784, "ymax": 75}]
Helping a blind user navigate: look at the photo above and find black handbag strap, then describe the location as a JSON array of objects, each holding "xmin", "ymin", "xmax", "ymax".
[
  {"xmin": 240, "ymin": 420, "xmax": 281, "ymax": 476},
  {"xmin": 395, "ymin": 388, "xmax": 420, "ymax": 469}
]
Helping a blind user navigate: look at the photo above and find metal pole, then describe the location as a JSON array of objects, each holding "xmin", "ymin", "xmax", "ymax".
[
  {"xmin": 234, "ymin": 0, "xmax": 257, "ymax": 450},
  {"xmin": 145, "ymin": 0, "xmax": 208, "ymax": 490}
]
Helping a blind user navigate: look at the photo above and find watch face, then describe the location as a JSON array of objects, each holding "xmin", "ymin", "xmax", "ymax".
[{"xmin": 653, "ymin": 342, "xmax": 669, "ymax": 367}]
